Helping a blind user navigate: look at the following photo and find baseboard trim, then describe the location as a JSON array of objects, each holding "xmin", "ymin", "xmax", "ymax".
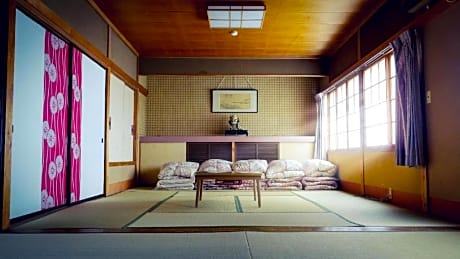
[
  {"xmin": 107, "ymin": 179, "xmax": 136, "ymax": 196},
  {"xmin": 364, "ymin": 185, "xmax": 423, "ymax": 212},
  {"xmin": 339, "ymin": 181, "xmax": 362, "ymax": 195},
  {"xmin": 340, "ymin": 181, "xmax": 423, "ymax": 212},
  {"xmin": 430, "ymin": 197, "xmax": 460, "ymax": 223}
]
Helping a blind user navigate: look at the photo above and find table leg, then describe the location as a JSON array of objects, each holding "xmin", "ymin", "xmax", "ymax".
[
  {"xmin": 256, "ymin": 179, "xmax": 261, "ymax": 208},
  {"xmin": 199, "ymin": 179, "xmax": 203, "ymax": 201},
  {"xmin": 195, "ymin": 179, "xmax": 200, "ymax": 208},
  {"xmin": 253, "ymin": 179, "xmax": 257, "ymax": 201}
]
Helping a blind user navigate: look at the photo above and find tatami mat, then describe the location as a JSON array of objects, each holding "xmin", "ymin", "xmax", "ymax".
[
  {"xmin": 12, "ymin": 189, "xmax": 176, "ymax": 229},
  {"xmin": 151, "ymin": 191, "xmax": 325, "ymax": 213},
  {"xmin": 128, "ymin": 212, "xmax": 357, "ymax": 227},
  {"xmin": 2, "ymin": 231, "xmax": 460, "ymax": 258},
  {"xmin": 246, "ymin": 231, "xmax": 460, "ymax": 259},
  {"xmin": 10, "ymin": 189, "xmax": 459, "ymax": 230},
  {"xmin": 239, "ymin": 195, "xmax": 325, "ymax": 213},
  {"xmin": 153, "ymin": 195, "xmax": 238, "ymax": 213},
  {"xmin": 293, "ymin": 190, "xmax": 459, "ymax": 227}
]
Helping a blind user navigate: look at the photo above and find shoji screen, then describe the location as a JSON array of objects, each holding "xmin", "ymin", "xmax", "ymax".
[{"xmin": 109, "ymin": 74, "xmax": 134, "ymax": 162}]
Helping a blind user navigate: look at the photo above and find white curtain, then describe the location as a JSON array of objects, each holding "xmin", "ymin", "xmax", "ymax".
[{"xmin": 314, "ymin": 93, "xmax": 328, "ymax": 160}]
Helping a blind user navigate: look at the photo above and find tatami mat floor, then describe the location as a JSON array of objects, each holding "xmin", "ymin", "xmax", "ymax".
[
  {"xmin": 1, "ymin": 231, "xmax": 460, "ymax": 258},
  {"xmin": 4, "ymin": 189, "xmax": 460, "ymax": 258},
  {"xmin": 10, "ymin": 188, "xmax": 459, "ymax": 231}
]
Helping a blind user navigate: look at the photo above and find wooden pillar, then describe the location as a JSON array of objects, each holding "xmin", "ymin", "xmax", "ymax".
[{"xmin": 1, "ymin": 0, "xmax": 16, "ymax": 230}]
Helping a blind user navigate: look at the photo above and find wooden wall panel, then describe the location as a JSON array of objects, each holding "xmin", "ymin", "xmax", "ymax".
[
  {"xmin": 424, "ymin": 1, "xmax": 460, "ymax": 204},
  {"xmin": 110, "ymin": 29, "xmax": 137, "ymax": 79},
  {"xmin": 139, "ymin": 142, "xmax": 186, "ymax": 186},
  {"xmin": 359, "ymin": 1, "xmax": 413, "ymax": 59},
  {"xmin": 140, "ymin": 58, "xmax": 324, "ymax": 76},
  {"xmin": 43, "ymin": 0, "xmax": 108, "ymax": 55},
  {"xmin": 186, "ymin": 142, "xmax": 232, "ymax": 164},
  {"xmin": 328, "ymin": 150, "xmax": 364, "ymax": 194},
  {"xmin": 328, "ymin": 33, "xmax": 359, "ymax": 81},
  {"xmin": 279, "ymin": 142, "xmax": 314, "ymax": 161},
  {"xmin": 235, "ymin": 142, "xmax": 279, "ymax": 162}
]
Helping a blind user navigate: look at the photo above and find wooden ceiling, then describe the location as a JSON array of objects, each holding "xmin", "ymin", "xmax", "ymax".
[{"xmin": 92, "ymin": 0, "xmax": 385, "ymax": 59}]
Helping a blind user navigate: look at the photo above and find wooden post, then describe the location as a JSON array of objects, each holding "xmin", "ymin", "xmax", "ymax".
[{"xmin": 1, "ymin": 0, "xmax": 16, "ymax": 231}]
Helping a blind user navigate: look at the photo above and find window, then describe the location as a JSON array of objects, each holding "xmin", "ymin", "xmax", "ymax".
[
  {"xmin": 363, "ymin": 54, "xmax": 395, "ymax": 147},
  {"xmin": 347, "ymin": 76, "xmax": 361, "ymax": 148},
  {"xmin": 328, "ymin": 75, "xmax": 360, "ymax": 150},
  {"xmin": 327, "ymin": 52, "xmax": 395, "ymax": 150}
]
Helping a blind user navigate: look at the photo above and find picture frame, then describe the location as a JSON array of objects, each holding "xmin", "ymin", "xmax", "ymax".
[{"xmin": 211, "ymin": 89, "xmax": 258, "ymax": 113}]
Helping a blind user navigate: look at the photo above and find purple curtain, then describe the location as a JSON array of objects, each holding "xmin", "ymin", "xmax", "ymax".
[{"xmin": 391, "ymin": 29, "xmax": 426, "ymax": 167}]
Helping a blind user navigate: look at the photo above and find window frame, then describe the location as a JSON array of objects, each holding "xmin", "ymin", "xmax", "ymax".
[
  {"xmin": 327, "ymin": 74, "xmax": 362, "ymax": 151},
  {"xmin": 327, "ymin": 51, "xmax": 396, "ymax": 151}
]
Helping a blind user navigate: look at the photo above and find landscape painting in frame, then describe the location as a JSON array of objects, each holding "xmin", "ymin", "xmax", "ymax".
[{"xmin": 211, "ymin": 89, "xmax": 258, "ymax": 113}]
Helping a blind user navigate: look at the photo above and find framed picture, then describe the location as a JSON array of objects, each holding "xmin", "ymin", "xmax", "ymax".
[{"xmin": 211, "ymin": 89, "xmax": 258, "ymax": 113}]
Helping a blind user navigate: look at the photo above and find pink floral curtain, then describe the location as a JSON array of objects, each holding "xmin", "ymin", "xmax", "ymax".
[
  {"xmin": 71, "ymin": 49, "xmax": 82, "ymax": 203},
  {"xmin": 41, "ymin": 31, "xmax": 69, "ymax": 210}
]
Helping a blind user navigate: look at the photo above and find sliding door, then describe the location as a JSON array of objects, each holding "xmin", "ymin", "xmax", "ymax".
[
  {"xmin": 79, "ymin": 53, "xmax": 105, "ymax": 200},
  {"xmin": 10, "ymin": 10, "xmax": 107, "ymax": 218},
  {"xmin": 70, "ymin": 50, "xmax": 106, "ymax": 202},
  {"xmin": 11, "ymin": 10, "xmax": 69, "ymax": 217},
  {"xmin": 109, "ymin": 74, "xmax": 134, "ymax": 162}
]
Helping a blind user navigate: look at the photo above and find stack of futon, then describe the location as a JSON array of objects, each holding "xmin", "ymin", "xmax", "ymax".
[
  {"xmin": 232, "ymin": 159, "xmax": 269, "ymax": 190},
  {"xmin": 264, "ymin": 160, "xmax": 304, "ymax": 190},
  {"xmin": 301, "ymin": 159, "xmax": 339, "ymax": 190},
  {"xmin": 196, "ymin": 159, "xmax": 238, "ymax": 190},
  {"xmin": 156, "ymin": 161, "xmax": 199, "ymax": 190}
]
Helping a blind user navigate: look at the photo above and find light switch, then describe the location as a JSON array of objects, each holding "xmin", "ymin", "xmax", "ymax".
[{"xmin": 426, "ymin": 90, "xmax": 431, "ymax": 104}]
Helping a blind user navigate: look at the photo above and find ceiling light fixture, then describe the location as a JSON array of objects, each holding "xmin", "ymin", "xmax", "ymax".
[{"xmin": 207, "ymin": 1, "xmax": 266, "ymax": 29}]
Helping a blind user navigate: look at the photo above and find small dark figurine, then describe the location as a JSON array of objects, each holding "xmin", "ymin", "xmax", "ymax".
[{"xmin": 228, "ymin": 115, "xmax": 240, "ymax": 130}]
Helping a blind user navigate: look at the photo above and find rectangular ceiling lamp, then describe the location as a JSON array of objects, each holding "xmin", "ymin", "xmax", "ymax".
[{"xmin": 207, "ymin": 3, "xmax": 265, "ymax": 29}]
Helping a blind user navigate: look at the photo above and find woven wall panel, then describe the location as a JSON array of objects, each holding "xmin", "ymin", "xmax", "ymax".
[{"xmin": 146, "ymin": 76, "xmax": 318, "ymax": 136}]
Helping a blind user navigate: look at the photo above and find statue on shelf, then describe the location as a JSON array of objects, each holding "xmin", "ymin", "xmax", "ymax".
[{"xmin": 228, "ymin": 115, "xmax": 240, "ymax": 130}]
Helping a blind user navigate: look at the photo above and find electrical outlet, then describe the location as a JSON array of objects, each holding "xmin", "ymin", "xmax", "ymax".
[
  {"xmin": 426, "ymin": 90, "xmax": 431, "ymax": 104},
  {"xmin": 388, "ymin": 187, "xmax": 393, "ymax": 200}
]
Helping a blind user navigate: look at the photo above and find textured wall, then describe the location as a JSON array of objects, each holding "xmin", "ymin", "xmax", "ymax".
[{"xmin": 146, "ymin": 76, "xmax": 319, "ymax": 136}]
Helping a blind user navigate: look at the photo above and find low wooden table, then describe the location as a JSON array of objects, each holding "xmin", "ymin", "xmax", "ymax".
[{"xmin": 194, "ymin": 171, "xmax": 263, "ymax": 208}]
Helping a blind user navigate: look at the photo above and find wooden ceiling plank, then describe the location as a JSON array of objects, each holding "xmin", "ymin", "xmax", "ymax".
[{"xmin": 92, "ymin": 0, "xmax": 374, "ymax": 58}]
